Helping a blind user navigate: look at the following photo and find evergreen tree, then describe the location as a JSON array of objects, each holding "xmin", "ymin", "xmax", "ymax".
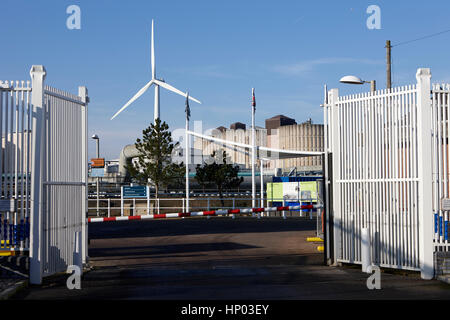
[
  {"xmin": 126, "ymin": 118, "xmax": 184, "ymax": 198},
  {"xmin": 195, "ymin": 150, "xmax": 243, "ymax": 206}
]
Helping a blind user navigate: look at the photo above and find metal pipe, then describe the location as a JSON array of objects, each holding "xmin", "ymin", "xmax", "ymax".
[{"xmin": 118, "ymin": 144, "xmax": 141, "ymax": 177}]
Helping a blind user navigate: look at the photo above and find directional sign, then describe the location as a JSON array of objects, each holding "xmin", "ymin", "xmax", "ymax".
[
  {"xmin": 91, "ymin": 158, "xmax": 105, "ymax": 168},
  {"xmin": 90, "ymin": 168, "xmax": 104, "ymax": 177},
  {"xmin": 123, "ymin": 186, "xmax": 147, "ymax": 199}
]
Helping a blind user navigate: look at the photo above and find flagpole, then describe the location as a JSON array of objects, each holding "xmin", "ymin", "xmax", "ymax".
[
  {"xmin": 251, "ymin": 88, "xmax": 256, "ymax": 213},
  {"xmin": 260, "ymin": 159, "xmax": 264, "ymax": 208},
  {"xmin": 185, "ymin": 92, "xmax": 190, "ymax": 213}
]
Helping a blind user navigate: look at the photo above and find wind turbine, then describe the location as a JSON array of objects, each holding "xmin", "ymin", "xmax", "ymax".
[{"xmin": 111, "ymin": 19, "xmax": 201, "ymax": 121}]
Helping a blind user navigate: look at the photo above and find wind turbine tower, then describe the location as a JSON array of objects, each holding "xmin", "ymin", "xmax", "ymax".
[{"xmin": 111, "ymin": 19, "xmax": 201, "ymax": 122}]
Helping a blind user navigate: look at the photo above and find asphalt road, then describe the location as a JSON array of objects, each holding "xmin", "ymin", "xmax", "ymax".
[{"xmin": 12, "ymin": 217, "xmax": 450, "ymax": 300}]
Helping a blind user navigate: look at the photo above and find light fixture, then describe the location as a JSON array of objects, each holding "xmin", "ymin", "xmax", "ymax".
[{"xmin": 340, "ymin": 75, "xmax": 376, "ymax": 92}]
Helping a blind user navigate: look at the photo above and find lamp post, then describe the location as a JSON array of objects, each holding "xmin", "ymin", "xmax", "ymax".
[
  {"xmin": 340, "ymin": 75, "xmax": 376, "ymax": 92},
  {"xmin": 92, "ymin": 134, "xmax": 100, "ymax": 216}
]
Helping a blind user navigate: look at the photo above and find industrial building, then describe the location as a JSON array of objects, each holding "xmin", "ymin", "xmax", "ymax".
[{"xmin": 193, "ymin": 115, "xmax": 324, "ymax": 175}]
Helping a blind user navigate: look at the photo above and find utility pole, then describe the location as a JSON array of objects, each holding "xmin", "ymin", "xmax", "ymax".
[{"xmin": 386, "ymin": 40, "xmax": 392, "ymax": 90}]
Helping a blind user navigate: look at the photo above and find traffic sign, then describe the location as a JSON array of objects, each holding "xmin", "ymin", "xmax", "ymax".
[{"xmin": 123, "ymin": 186, "xmax": 147, "ymax": 198}]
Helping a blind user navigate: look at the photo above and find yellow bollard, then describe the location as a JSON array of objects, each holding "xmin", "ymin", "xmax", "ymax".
[{"xmin": 307, "ymin": 237, "xmax": 324, "ymax": 242}]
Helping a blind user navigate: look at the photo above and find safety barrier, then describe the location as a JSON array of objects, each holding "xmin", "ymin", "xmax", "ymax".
[
  {"xmin": 88, "ymin": 204, "xmax": 323, "ymax": 223},
  {"xmin": 87, "ymin": 196, "xmax": 319, "ymax": 216}
]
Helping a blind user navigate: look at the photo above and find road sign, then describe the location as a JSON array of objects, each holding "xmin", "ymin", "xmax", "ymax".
[
  {"xmin": 123, "ymin": 186, "xmax": 147, "ymax": 198},
  {"xmin": 90, "ymin": 168, "xmax": 104, "ymax": 177}
]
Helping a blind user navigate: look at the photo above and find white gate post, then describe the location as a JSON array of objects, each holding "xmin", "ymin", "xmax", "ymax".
[
  {"xmin": 361, "ymin": 227, "xmax": 371, "ymax": 273},
  {"xmin": 146, "ymin": 186, "xmax": 150, "ymax": 215},
  {"xmin": 29, "ymin": 65, "xmax": 46, "ymax": 285},
  {"xmin": 416, "ymin": 68, "xmax": 434, "ymax": 280},
  {"xmin": 121, "ymin": 186, "xmax": 124, "ymax": 216},
  {"xmin": 329, "ymin": 88, "xmax": 341, "ymax": 265},
  {"xmin": 79, "ymin": 86, "xmax": 88, "ymax": 265}
]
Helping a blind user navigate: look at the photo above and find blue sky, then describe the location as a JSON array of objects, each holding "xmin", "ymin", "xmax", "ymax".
[{"xmin": 2, "ymin": 0, "xmax": 450, "ymax": 159}]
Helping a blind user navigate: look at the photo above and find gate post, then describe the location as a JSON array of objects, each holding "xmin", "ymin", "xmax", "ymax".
[
  {"xmin": 416, "ymin": 68, "xmax": 434, "ymax": 280},
  {"xmin": 29, "ymin": 65, "xmax": 46, "ymax": 285},
  {"xmin": 79, "ymin": 86, "xmax": 88, "ymax": 265},
  {"xmin": 329, "ymin": 88, "xmax": 341, "ymax": 265}
]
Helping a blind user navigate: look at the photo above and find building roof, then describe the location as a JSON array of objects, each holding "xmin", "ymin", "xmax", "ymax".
[
  {"xmin": 266, "ymin": 114, "xmax": 295, "ymax": 121},
  {"xmin": 265, "ymin": 115, "xmax": 297, "ymax": 135}
]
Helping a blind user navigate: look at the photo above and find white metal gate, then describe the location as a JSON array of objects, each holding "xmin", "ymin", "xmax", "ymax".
[
  {"xmin": 1, "ymin": 66, "xmax": 88, "ymax": 284},
  {"xmin": 41, "ymin": 85, "xmax": 88, "ymax": 278},
  {"xmin": 324, "ymin": 68, "xmax": 435, "ymax": 279}
]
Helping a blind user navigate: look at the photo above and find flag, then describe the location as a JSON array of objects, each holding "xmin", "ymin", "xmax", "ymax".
[
  {"xmin": 252, "ymin": 88, "xmax": 256, "ymax": 112},
  {"xmin": 185, "ymin": 92, "xmax": 191, "ymax": 120}
]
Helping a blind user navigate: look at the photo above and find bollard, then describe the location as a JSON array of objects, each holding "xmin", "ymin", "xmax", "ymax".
[
  {"xmin": 361, "ymin": 227, "xmax": 371, "ymax": 273},
  {"xmin": 73, "ymin": 231, "xmax": 83, "ymax": 276}
]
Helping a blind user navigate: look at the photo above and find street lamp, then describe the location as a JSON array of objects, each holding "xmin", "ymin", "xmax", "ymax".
[
  {"xmin": 91, "ymin": 134, "xmax": 100, "ymax": 216},
  {"xmin": 92, "ymin": 134, "xmax": 100, "ymax": 157},
  {"xmin": 340, "ymin": 75, "xmax": 376, "ymax": 92}
]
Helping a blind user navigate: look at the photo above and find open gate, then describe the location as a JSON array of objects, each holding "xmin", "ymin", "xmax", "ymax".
[
  {"xmin": 0, "ymin": 66, "xmax": 88, "ymax": 284},
  {"xmin": 323, "ymin": 68, "xmax": 450, "ymax": 279}
]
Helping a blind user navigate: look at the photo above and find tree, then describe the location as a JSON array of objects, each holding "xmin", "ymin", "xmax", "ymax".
[
  {"xmin": 126, "ymin": 118, "xmax": 184, "ymax": 198},
  {"xmin": 195, "ymin": 150, "xmax": 243, "ymax": 206}
]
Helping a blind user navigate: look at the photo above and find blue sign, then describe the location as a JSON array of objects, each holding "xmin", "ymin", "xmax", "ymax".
[
  {"xmin": 123, "ymin": 186, "xmax": 147, "ymax": 198},
  {"xmin": 90, "ymin": 168, "xmax": 104, "ymax": 177}
]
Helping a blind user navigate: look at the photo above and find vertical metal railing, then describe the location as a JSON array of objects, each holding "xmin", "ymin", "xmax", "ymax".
[
  {"xmin": 0, "ymin": 80, "xmax": 32, "ymax": 254},
  {"xmin": 24, "ymin": 65, "xmax": 88, "ymax": 285},
  {"xmin": 432, "ymin": 84, "xmax": 450, "ymax": 250},
  {"xmin": 326, "ymin": 68, "xmax": 436, "ymax": 279},
  {"xmin": 41, "ymin": 85, "xmax": 87, "ymax": 277}
]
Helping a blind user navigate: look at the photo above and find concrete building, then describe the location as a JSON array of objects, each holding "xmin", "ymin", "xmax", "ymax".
[
  {"xmin": 193, "ymin": 126, "xmax": 267, "ymax": 170},
  {"xmin": 269, "ymin": 119, "xmax": 323, "ymax": 173}
]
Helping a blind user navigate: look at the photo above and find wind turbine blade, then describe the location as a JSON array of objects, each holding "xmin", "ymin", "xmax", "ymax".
[
  {"xmin": 111, "ymin": 80, "xmax": 154, "ymax": 120},
  {"xmin": 153, "ymin": 79, "xmax": 202, "ymax": 104},
  {"xmin": 151, "ymin": 20, "xmax": 155, "ymax": 79}
]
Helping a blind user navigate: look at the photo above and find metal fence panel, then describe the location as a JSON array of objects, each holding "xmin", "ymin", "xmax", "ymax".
[
  {"xmin": 2, "ymin": 66, "xmax": 90, "ymax": 284},
  {"xmin": 0, "ymin": 80, "xmax": 32, "ymax": 254},
  {"xmin": 325, "ymin": 68, "xmax": 436, "ymax": 278},
  {"xmin": 41, "ymin": 85, "xmax": 87, "ymax": 277}
]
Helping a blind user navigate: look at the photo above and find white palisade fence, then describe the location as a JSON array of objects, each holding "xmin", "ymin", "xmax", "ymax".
[
  {"xmin": 0, "ymin": 80, "xmax": 32, "ymax": 255},
  {"xmin": 324, "ymin": 68, "xmax": 437, "ymax": 279},
  {"xmin": 431, "ymin": 84, "xmax": 450, "ymax": 250},
  {"xmin": 1, "ymin": 66, "xmax": 88, "ymax": 284}
]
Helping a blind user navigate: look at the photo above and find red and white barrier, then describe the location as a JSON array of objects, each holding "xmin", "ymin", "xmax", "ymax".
[{"xmin": 88, "ymin": 204, "xmax": 323, "ymax": 223}]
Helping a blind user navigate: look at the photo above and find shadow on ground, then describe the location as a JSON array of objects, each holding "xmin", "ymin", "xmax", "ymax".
[
  {"xmin": 88, "ymin": 217, "xmax": 317, "ymax": 239},
  {"xmin": 89, "ymin": 242, "xmax": 261, "ymax": 258}
]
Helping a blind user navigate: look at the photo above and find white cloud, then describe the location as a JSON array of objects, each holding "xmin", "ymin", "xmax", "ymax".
[{"xmin": 273, "ymin": 57, "xmax": 383, "ymax": 75}]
